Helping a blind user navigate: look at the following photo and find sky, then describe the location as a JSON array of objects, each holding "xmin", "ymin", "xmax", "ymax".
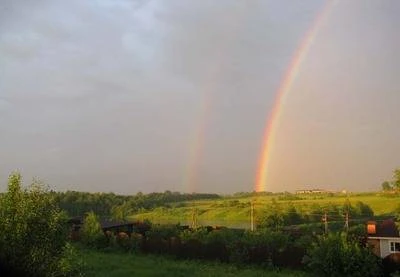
[{"xmin": 0, "ymin": 0, "xmax": 399, "ymax": 194}]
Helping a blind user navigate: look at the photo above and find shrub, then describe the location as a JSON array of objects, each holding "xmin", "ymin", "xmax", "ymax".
[
  {"xmin": 145, "ymin": 224, "xmax": 180, "ymax": 240},
  {"xmin": 258, "ymin": 210, "xmax": 284, "ymax": 230},
  {"xmin": 347, "ymin": 224, "xmax": 367, "ymax": 241},
  {"xmin": 354, "ymin": 201, "xmax": 374, "ymax": 217},
  {"xmin": 305, "ymin": 233, "xmax": 383, "ymax": 277},
  {"xmin": 204, "ymin": 228, "xmax": 239, "ymax": 245},
  {"xmin": 229, "ymin": 230, "xmax": 288, "ymax": 265},
  {"xmin": 0, "ymin": 173, "xmax": 82, "ymax": 277},
  {"xmin": 58, "ymin": 242, "xmax": 86, "ymax": 277},
  {"xmin": 80, "ymin": 212, "xmax": 108, "ymax": 249},
  {"xmin": 180, "ymin": 227, "xmax": 209, "ymax": 242},
  {"xmin": 130, "ymin": 233, "xmax": 144, "ymax": 252},
  {"xmin": 116, "ymin": 232, "xmax": 134, "ymax": 251}
]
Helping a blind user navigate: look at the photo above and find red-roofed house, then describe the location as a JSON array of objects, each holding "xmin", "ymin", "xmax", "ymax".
[{"xmin": 367, "ymin": 219, "xmax": 400, "ymax": 258}]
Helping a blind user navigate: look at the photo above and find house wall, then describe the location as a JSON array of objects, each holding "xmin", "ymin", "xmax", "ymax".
[
  {"xmin": 368, "ymin": 237, "xmax": 400, "ymax": 258},
  {"xmin": 380, "ymin": 239, "xmax": 390, "ymax": 258},
  {"xmin": 379, "ymin": 238, "xmax": 400, "ymax": 258},
  {"xmin": 367, "ymin": 239, "xmax": 380, "ymax": 257}
]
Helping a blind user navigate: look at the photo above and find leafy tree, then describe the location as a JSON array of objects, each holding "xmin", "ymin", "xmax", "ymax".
[
  {"xmin": 395, "ymin": 204, "xmax": 400, "ymax": 222},
  {"xmin": 230, "ymin": 229, "xmax": 288, "ymax": 265},
  {"xmin": 394, "ymin": 168, "xmax": 400, "ymax": 190},
  {"xmin": 380, "ymin": 168, "xmax": 400, "ymax": 192},
  {"xmin": 53, "ymin": 190, "xmax": 220, "ymax": 217},
  {"xmin": 381, "ymin": 181, "xmax": 393, "ymax": 191},
  {"xmin": 0, "ymin": 173, "xmax": 80, "ymax": 277},
  {"xmin": 347, "ymin": 224, "xmax": 367, "ymax": 240},
  {"xmin": 111, "ymin": 201, "xmax": 133, "ymax": 222},
  {"xmin": 307, "ymin": 204, "xmax": 324, "ymax": 223},
  {"xmin": 258, "ymin": 209, "xmax": 284, "ymax": 231},
  {"xmin": 81, "ymin": 211, "xmax": 107, "ymax": 248},
  {"xmin": 305, "ymin": 233, "xmax": 383, "ymax": 277},
  {"xmin": 283, "ymin": 205, "xmax": 303, "ymax": 225},
  {"xmin": 354, "ymin": 201, "xmax": 374, "ymax": 217}
]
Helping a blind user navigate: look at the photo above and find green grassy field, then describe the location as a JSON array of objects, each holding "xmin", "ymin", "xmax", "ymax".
[
  {"xmin": 131, "ymin": 193, "xmax": 399, "ymax": 228},
  {"xmin": 81, "ymin": 249, "xmax": 305, "ymax": 277}
]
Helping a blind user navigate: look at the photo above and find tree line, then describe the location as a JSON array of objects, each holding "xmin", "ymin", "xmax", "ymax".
[{"xmin": 51, "ymin": 190, "xmax": 220, "ymax": 218}]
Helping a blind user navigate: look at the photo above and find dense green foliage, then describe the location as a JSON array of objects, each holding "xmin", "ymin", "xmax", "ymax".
[
  {"xmin": 382, "ymin": 181, "xmax": 392, "ymax": 191},
  {"xmin": 74, "ymin": 206, "xmax": 395, "ymax": 276},
  {"xmin": 0, "ymin": 173, "xmax": 83, "ymax": 277},
  {"xmin": 305, "ymin": 233, "xmax": 382, "ymax": 277},
  {"xmin": 110, "ymin": 201, "xmax": 132, "ymax": 221},
  {"xmin": 52, "ymin": 190, "xmax": 220, "ymax": 217},
  {"xmin": 81, "ymin": 221, "xmax": 305, "ymax": 269},
  {"xmin": 81, "ymin": 211, "xmax": 108, "ymax": 249},
  {"xmin": 394, "ymin": 169, "xmax": 400, "ymax": 190}
]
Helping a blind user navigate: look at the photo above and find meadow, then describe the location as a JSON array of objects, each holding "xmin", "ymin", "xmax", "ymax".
[
  {"xmin": 131, "ymin": 192, "xmax": 399, "ymax": 228},
  {"xmin": 81, "ymin": 248, "xmax": 306, "ymax": 277}
]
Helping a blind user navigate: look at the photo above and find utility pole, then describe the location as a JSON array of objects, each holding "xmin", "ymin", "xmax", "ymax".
[
  {"xmin": 191, "ymin": 204, "xmax": 198, "ymax": 229},
  {"xmin": 323, "ymin": 212, "xmax": 328, "ymax": 235},
  {"xmin": 344, "ymin": 195, "xmax": 350, "ymax": 233},
  {"xmin": 344, "ymin": 211, "xmax": 349, "ymax": 233},
  {"xmin": 250, "ymin": 201, "xmax": 255, "ymax": 231}
]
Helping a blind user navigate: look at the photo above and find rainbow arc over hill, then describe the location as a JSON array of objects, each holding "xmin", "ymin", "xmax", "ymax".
[
  {"xmin": 255, "ymin": 0, "xmax": 336, "ymax": 192},
  {"xmin": 182, "ymin": 0, "xmax": 337, "ymax": 193}
]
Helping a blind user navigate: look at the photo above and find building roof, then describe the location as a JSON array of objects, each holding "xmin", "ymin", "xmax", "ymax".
[
  {"xmin": 101, "ymin": 221, "xmax": 135, "ymax": 229},
  {"xmin": 368, "ymin": 219, "xmax": 399, "ymax": 238},
  {"xmin": 67, "ymin": 217, "xmax": 143, "ymax": 230}
]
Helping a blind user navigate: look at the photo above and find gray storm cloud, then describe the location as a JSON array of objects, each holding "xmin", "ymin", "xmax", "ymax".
[{"xmin": 0, "ymin": 0, "xmax": 399, "ymax": 193}]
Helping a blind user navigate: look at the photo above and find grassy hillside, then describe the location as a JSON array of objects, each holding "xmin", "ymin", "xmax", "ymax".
[
  {"xmin": 82, "ymin": 249, "xmax": 305, "ymax": 277},
  {"xmin": 131, "ymin": 193, "xmax": 399, "ymax": 228}
]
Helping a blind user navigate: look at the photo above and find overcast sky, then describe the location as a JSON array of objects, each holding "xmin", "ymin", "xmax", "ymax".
[{"xmin": 1, "ymin": 0, "xmax": 399, "ymax": 194}]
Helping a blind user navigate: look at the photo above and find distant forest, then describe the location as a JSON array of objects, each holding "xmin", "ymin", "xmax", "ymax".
[{"xmin": 51, "ymin": 190, "xmax": 220, "ymax": 217}]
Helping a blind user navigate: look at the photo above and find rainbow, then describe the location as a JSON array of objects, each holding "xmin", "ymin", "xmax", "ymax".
[
  {"xmin": 182, "ymin": 86, "xmax": 213, "ymax": 193},
  {"xmin": 255, "ymin": 0, "xmax": 336, "ymax": 192},
  {"xmin": 182, "ymin": 4, "xmax": 249, "ymax": 193}
]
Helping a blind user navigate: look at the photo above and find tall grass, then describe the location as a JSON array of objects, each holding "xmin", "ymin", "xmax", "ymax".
[{"xmin": 81, "ymin": 248, "xmax": 306, "ymax": 277}]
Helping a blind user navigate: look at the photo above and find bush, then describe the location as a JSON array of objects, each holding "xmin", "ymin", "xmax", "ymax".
[
  {"xmin": 258, "ymin": 210, "xmax": 284, "ymax": 230},
  {"xmin": 80, "ymin": 211, "xmax": 108, "ymax": 249},
  {"xmin": 180, "ymin": 227, "xmax": 209, "ymax": 242},
  {"xmin": 354, "ymin": 201, "xmax": 374, "ymax": 217},
  {"xmin": 58, "ymin": 242, "xmax": 86, "ymax": 277},
  {"xmin": 305, "ymin": 233, "xmax": 383, "ymax": 277},
  {"xmin": 115, "ymin": 232, "xmax": 134, "ymax": 251},
  {"xmin": 229, "ymin": 230, "xmax": 288, "ymax": 265},
  {"xmin": 0, "ymin": 173, "xmax": 82, "ymax": 277},
  {"xmin": 145, "ymin": 224, "xmax": 180, "ymax": 240},
  {"xmin": 347, "ymin": 224, "xmax": 367, "ymax": 241}
]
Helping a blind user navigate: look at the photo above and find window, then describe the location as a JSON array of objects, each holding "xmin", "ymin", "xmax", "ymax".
[{"xmin": 390, "ymin": 242, "xmax": 400, "ymax": 252}]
